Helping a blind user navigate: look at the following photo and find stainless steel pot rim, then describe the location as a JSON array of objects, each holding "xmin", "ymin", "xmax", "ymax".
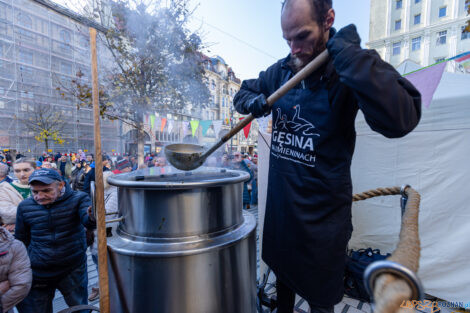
[
  {"xmin": 107, "ymin": 212, "xmax": 256, "ymax": 258},
  {"xmin": 107, "ymin": 166, "xmax": 251, "ymax": 189}
]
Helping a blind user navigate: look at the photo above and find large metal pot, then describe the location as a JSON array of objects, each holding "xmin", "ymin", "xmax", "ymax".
[{"xmin": 106, "ymin": 167, "xmax": 257, "ymax": 313}]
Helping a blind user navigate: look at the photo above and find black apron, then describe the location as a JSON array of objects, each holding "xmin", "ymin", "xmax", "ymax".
[{"xmin": 262, "ymin": 77, "xmax": 354, "ymax": 306}]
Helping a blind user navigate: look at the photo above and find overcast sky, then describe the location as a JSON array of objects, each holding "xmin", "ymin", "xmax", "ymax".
[
  {"xmin": 54, "ymin": 0, "xmax": 371, "ymax": 80},
  {"xmin": 188, "ymin": 0, "xmax": 371, "ymax": 80}
]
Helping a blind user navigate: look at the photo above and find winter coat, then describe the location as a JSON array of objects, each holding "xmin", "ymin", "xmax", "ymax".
[
  {"xmin": 15, "ymin": 183, "xmax": 96, "ymax": 281},
  {"xmin": 233, "ymin": 28, "xmax": 421, "ymax": 305},
  {"xmin": 83, "ymin": 167, "xmax": 110, "ymax": 195},
  {"xmin": 71, "ymin": 167, "xmax": 86, "ymax": 191},
  {"xmin": 0, "ymin": 227, "xmax": 32, "ymax": 312},
  {"xmin": 91, "ymin": 171, "xmax": 118, "ymax": 258},
  {"xmin": 232, "ymin": 161, "xmax": 253, "ymax": 205},
  {"xmin": 0, "ymin": 182, "xmax": 26, "ymax": 225}
]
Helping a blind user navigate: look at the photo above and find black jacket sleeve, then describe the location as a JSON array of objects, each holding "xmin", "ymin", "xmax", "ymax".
[
  {"xmin": 332, "ymin": 45, "xmax": 421, "ymax": 138},
  {"xmin": 233, "ymin": 62, "xmax": 279, "ymax": 115},
  {"xmin": 14, "ymin": 203, "xmax": 30, "ymax": 247},
  {"xmin": 83, "ymin": 168, "xmax": 94, "ymax": 195}
]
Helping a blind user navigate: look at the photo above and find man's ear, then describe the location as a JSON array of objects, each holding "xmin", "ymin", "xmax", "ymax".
[
  {"xmin": 324, "ymin": 8, "xmax": 335, "ymax": 31},
  {"xmin": 59, "ymin": 181, "xmax": 66, "ymax": 189}
]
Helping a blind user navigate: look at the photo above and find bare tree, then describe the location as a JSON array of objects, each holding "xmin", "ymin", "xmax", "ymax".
[
  {"xmin": 19, "ymin": 103, "xmax": 67, "ymax": 151},
  {"xmin": 58, "ymin": 0, "xmax": 210, "ymax": 165}
]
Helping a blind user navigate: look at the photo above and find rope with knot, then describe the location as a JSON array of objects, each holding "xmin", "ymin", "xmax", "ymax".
[{"xmin": 352, "ymin": 186, "xmax": 421, "ymax": 313}]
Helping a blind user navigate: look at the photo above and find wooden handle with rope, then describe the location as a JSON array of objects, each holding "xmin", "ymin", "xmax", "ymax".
[
  {"xmin": 353, "ymin": 187, "xmax": 421, "ymax": 313},
  {"xmin": 90, "ymin": 27, "xmax": 110, "ymax": 313}
]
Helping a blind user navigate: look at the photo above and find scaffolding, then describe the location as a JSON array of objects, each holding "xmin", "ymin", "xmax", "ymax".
[{"xmin": 0, "ymin": 0, "xmax": 121, "ymax": 156}]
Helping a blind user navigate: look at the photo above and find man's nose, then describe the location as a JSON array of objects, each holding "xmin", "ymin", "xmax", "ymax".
[{"xmin": 290, "ymin": 41, "xmax": 301, "ymax": 55}]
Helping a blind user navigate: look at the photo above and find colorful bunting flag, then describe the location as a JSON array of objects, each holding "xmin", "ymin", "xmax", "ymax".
[
  {"xmin": 161, "ymin": 118, "xmax": 167, "ymax": 132},
  {"xmin": 168, "ymin": 120, "xmax": 174, "ymax": 133},
  {"xmin": 405, "ymin": 61, "xmax": 446, "ymax": 108},
  {"xmin": 190, "ymin": 120, "xmax": 199, "ymax": 137},
  {"xmin": 182, "ymin": 121, "xmax": 189, "ymax": 137},
  {"xmin": 150, "ymin": 115, "xmax": 155, "ymax": 130},
  {"xmin": 200, "ymin": 120, "xmax": 212, "ymax": 136},
  {"xmin": 212, "ymin": 120, "xmax": 222, "ymax": 138},
  {"xmin": 239, "ymin": 117, "xmax": 252, "ymax": 139}
]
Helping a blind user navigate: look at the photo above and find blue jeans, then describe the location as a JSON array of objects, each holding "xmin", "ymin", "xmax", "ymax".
[{"xmin": 17, "ymin": 262, "xmax": 88, "ymax": 313}]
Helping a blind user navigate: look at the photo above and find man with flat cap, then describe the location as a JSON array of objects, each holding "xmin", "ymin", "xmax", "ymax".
[{"xmin": 15, "ymin": 168, "xmax": 96, "ymax": 313}]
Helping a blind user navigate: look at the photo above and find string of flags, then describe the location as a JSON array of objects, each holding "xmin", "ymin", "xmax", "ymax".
[{"xmin": 145, "ymin": 114, "xmax": 253, "ymax": 139}]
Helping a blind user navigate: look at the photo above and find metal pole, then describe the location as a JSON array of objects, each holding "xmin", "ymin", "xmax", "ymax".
[{"xmin": 89, "ymin": 27, "xmax": 110, "ymax": 313}]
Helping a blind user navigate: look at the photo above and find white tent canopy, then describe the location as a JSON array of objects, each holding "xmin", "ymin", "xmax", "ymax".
[{"xmin": 350, "ymin": 71, "xmax": 470, "ymax": 302}]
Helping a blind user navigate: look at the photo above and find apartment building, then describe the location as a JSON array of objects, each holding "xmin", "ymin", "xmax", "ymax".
[
  {"xmin": 367, "ymin": 0, "xmax": 470, "ymax": 69},
  {"xmin": 202, "ymin": 55, "xmax": 258, "ymax": 154}
]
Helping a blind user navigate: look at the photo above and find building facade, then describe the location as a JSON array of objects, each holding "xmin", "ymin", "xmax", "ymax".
[
  {"xmin": 0, "ymin": 0, "xmax": 120, "ymax": 155},
  {"xmin": 367, "ymin": 0, "xmax": 470, "ymax": 69},
  {"xmin": 202, "ymin": 55, "xmax": 258, "ymax": 154}
]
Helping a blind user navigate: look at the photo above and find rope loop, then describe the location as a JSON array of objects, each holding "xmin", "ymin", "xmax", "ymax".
[{"xmin": 352, "ymin": 186, "xmax": 423, "ymax": 313}]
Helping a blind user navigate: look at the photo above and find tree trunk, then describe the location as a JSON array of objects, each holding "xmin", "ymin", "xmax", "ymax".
[
  {"xmin": 137, "ymin": 123, "xmax": 145, "ymax": 166},
  {"xmin": 44, "ymin": 138, "xmax": 49, "ymax": 152}
]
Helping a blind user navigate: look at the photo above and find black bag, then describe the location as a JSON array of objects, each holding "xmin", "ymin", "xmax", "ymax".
[{"xmin": 344, "ymin": 248, "xmax": 390, "ymax": 301}]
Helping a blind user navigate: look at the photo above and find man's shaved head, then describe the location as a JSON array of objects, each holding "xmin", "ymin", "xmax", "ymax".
[{"xmin": 282, "ymin": 0, "xmax": 333, "ymax": 27}]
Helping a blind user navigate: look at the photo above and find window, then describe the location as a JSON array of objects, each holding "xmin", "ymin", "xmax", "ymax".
[
  {"xmin": 0, "ymin": 101, "xmax": 4, "ymax": 109},
  {"xmin": 436, "ymin": 31, "xmax": 447, "ymax": 45},
  {"xmin": 19, "ymin": 49, "xmax": 33, "ymax": 64},
  {"xmin": 17, "ymin": 13, "xmax": 32, "ymax": 29},
  {"xmin": 211, "ymin": 79, "xmax": 215, "ymax": 90},
  {"xmin": 415, "ymin": 0, "xmax": 421, "ymax": 3},
  {"xmin": 392, "ymin": 42, "xmax": 401, "ymax": 55},
  {"xmin": 60, "ymin": 61, "xmax": 72, "ymax": 75},
  {"xmin": 412, "ymin": 37, "xmax": 421, "ymax": 51},
  {"xmin": 396, "ymin": 0, "xmax": 402, "ymax": 9},
  {"xmin": 439, "ymin": 6, "xmax": 446, "ymax": 18},
  {"xmin": 462, "ymin": 26, "xmax": 470, "ymax": 40},
  {"xmin": 395, "ymin": 19, "xmax": 402, "ymax": 30},
  {"xmin": 414, "ymin": 14, "xmax": 421, "ymax": 25},
  {"xmin": 60, "ymin": 30, "xmax": 71, "ymax": 43}
]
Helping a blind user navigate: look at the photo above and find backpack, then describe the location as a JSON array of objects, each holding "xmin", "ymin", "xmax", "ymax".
[{"xmin": 344, "ymin": 248, "xmax": 391, "ymax": 301}]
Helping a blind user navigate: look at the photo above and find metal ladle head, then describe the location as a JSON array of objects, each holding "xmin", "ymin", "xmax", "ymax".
[{"xmin": 164, "ymin": 143, "xmax": 207, "ymax": 171}]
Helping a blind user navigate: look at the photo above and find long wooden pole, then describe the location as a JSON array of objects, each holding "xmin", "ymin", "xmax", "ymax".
[{"xmin": 89, "ymin": 27, "xmax": 110, "ymax": 313}]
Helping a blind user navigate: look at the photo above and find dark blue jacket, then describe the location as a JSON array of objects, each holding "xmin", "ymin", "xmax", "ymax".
[
  {"xmin": 234, "ymin": 28, "xmax": 420, "ymax": 305},
  {"xmin": 83, "ymin": 166, "xmax": 110, "ymax": 195},
  {"xmin": 15, "ymin": 183, "xmax": 96, "ymax": 280}
]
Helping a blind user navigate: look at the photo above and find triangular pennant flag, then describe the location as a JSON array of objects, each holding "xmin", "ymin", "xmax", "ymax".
[
  {"xmin": 168, "ymin": 120, "xmax": 174, "ymax": 133},
  {"xmin": 144, "ymin": 115, "xmax": 149, "ymax": 126},
  {"xmin": 212, "ymin": 120, "xmax": 222, "ymax": 138},
  {"xmin": 200, "ymin": 120, "xmax": 212, "ymax": 136},
  {"xmin": 239, "ymin": 117, "xmax": 252, "ymax": 139},
  {"xmin": 161, "ymin": 118, "xmax": 167, "ymax": 132},
  {"xmin": 190, "ymin": 120, "xmax": 200, "ymax": 137},
  {"xmin": 150, "ymin": 115, "xmax": 156, "ymax": 130},
  {"xmin": 404, "ymin": 61, "xmax": 446, "ymax": 108},
  {"xmin": 182, "ymin": 121, "xmax": 189, "ymax": 137}
]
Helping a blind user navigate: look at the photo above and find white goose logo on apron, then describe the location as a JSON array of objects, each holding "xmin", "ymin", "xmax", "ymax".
[{"xmin": 271, "ymin": 105, "xmax": 320, "ymax": 167}]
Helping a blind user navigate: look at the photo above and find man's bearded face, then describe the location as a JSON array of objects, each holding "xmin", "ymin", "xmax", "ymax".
[{"xmin": 281, "ymin": 0, "xmax": 328, "ymax": 72}]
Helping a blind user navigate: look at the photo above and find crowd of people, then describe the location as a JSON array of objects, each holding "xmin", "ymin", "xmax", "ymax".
[{"xmin": 0, "ymin": 147, "xmax": 259, "ymax": 312}]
